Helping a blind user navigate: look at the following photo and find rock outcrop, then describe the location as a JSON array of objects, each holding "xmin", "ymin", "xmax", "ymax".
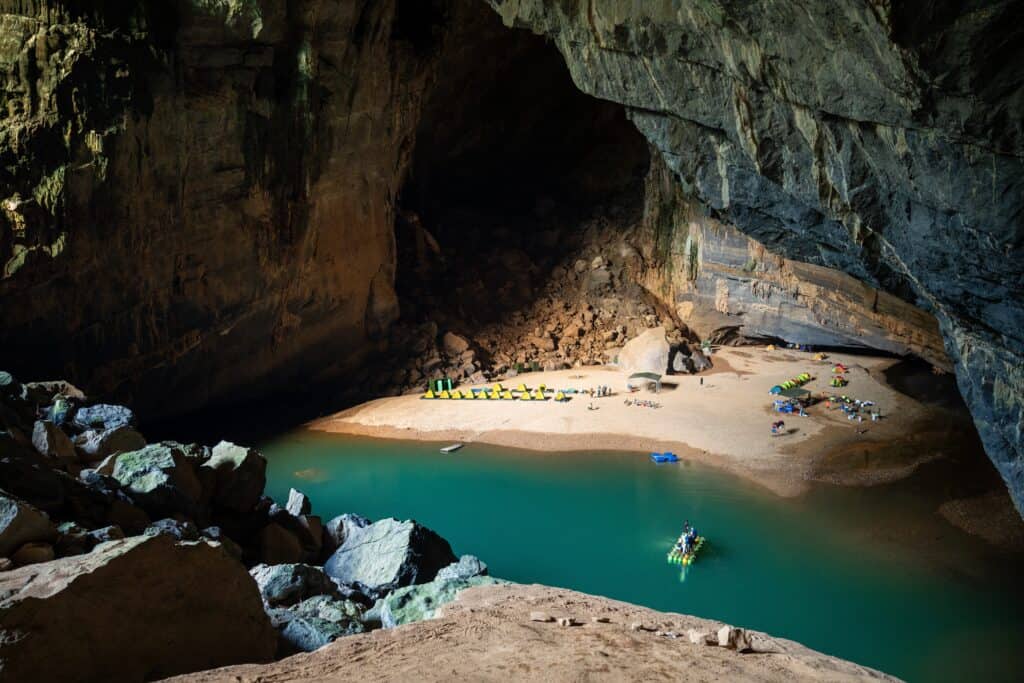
[
  {"xmin": 484, "ymin": 0, "xmax": 1024, "ymax": 512},
  {"xmin": 0, "ymin": 535, "xmax": 276, "ymax": 682}
]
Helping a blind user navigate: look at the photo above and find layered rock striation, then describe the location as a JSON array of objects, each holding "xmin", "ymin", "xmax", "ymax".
[{"xmin": 485, "ymin": 0, "xmax": 1024, "ymax": 511}]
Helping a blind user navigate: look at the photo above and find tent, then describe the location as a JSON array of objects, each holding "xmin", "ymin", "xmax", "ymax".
[
  {"xmin": 533, "ymin": 389, "xmax": 546, "ymax": 400},
  {"xmin": 501, "ymin": 390, "xmax": 514, "ymax": 400},
  {"xmin": 769, "ymin": 385, "xmax": 783, "ymax": 395},
  {"xmin": 516, "ymin": 383, "xmax": 528, "ymax": 393},
  {"xmin": 438, "ymin": 390, "xmax": 450, "ymax": 399},
  {"xmin": 422, "ymin": 390, "xmax": 436, "ymax": 399},
  {"xmin": 628, "ymin": 372, "xmax": 662, "ymax": 392},
  {"xmin": 555, "ymin": 391, "xmax": 566, "ymax": 401},
  {"xmin": 493, "ymin": 383, "xmax": 504, "ymax": 392}
]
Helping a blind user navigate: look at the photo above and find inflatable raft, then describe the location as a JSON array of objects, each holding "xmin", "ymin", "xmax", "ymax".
[{"xmin": 667, "ymin": 536, "xmax": 705, "ymax": 566}]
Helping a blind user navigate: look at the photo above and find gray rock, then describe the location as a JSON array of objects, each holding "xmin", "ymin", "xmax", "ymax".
[
  {"xmin": 0, "ymin": 492, "xmax": 57, "ymax": 556},
  {"xmin": 323, "ymin": 517, "xmax": 457, "ymax": 598},
  {"xmin": 435, "ymin": 554, "xmax": 488, "ymax": 582},
  {"xmin": 86, "ymin": 525, "xmax": 125, "ymax": 546},
  {"xmin": 74, "ymin": 426, "xmax": 146, "ymax": 463},
  {"xmin": 31, "ymin": 421, "xmax": 76, "ymax": 464},
  {"xmin": 99, "ymin": 443, "xmax": 202, "ymax": 517},
  {"xmin": 718, "ymin": 625, "xmax": 753, "ymax": 651},
  {"xmin": 144, "ymin": 518, "xmax": 200, "ymax": 541},
  {"xmin": 202, "ymin": 441, "xmax": 267, "ymax": 513},
  {"xmin": 286, "ymin": 487, "xmax": 311, "ymax": 516},
  {"xmin": 249, "ymin": 563, "xmax": 341, "ymax": 607},
  {"xmin": 73, "ymin": 404, "xmax": 134, "ymax": 431},
  {"xmin": 273, "ymin": 596, "xmax": 366, "ymax": 653},
  {"xmin": 323, "ymin": 513, "xmax": 371, "ymax": 554},
  {"xmin": 380, "ymin": 575, "xmax": 502, "ymax": 628}
]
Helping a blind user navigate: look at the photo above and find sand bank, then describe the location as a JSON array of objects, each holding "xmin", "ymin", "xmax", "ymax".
[{"xmin": 309, "ymin": 348, "xmax": 952, "ymax": 497}]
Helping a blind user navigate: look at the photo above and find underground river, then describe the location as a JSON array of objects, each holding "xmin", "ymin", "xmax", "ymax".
[{"xmin": 260, "ymin": 432, "xmax": 1024, "ymax": 682}]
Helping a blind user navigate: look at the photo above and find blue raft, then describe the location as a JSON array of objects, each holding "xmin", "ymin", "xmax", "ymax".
[{"xmin": 650, "ymin": 452, "xmax": 679, "ymax": 463}]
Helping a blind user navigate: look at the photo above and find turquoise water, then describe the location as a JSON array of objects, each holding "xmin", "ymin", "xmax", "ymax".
[{"xmin": 262, "ymin": 433, "xmax": 1024, "ymax": 682}]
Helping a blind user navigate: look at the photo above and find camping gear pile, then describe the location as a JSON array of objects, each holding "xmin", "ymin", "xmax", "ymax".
[
  {"xmin": 772, "ymin": 399, "xmax": 806, "ymax": 414},
  {"xmin": 830, "ymin": 376, "xmax": 848, "ymax": 387},
  {"xmin": 769, "ymin": 372, "xmax": 812, "ymax": 395},
  {"xmin": 825, "ymin": 395, "xmax": 879, "ymax": 422}
]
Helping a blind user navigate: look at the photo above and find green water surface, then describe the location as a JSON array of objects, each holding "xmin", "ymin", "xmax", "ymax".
[{"xmin": 262, "ymin": 432, "xmax": 1024, "ymax": 682}]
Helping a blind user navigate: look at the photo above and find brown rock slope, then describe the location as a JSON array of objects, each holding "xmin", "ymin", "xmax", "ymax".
[
  {"xmin": 0, "ymin": 534, "xmax": 276, "ymax": 682},
  {"xmin": 172, "ymin": 583, "xmax": 895, "ymax": 683}
]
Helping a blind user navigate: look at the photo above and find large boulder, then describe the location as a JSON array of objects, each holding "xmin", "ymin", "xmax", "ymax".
[
  {"xmin": 249, "ymin": 563, "xmax": 341, "ymax": 607},
  {"xmin": 73, "ymin": 404, "xmax": 134, "ymax": 431},
  {"xmin": 0, "ymin": 491, "xmax": 56, "ymax": 556},
  {"xmin": 259, "ymin": 522, "xmax": 304, "ymax": 565},
  {"xmin": 323, "ymin": 518, "xmax": 457, "ymax": 598},
  {"xmin": 202, "ymin": 441, "xmax": 267, "ymax": 513},
  {"xmin": 380, "ymin": 575, "xmax": 503, "ymax": 629},
  {"xmin": 0, "ymin": 535, "xmax": 276, "ymax": 681},
  {"xmin": 98, "ymin": 443, "xmax": 202, "ymax": 517},
  {"xmin": 617, "ymin": 327, "xmax": 670, "ymax": 375},
  {"xmin": 74, "ymin": 426, "xmax": 146, "ymax": 463}
]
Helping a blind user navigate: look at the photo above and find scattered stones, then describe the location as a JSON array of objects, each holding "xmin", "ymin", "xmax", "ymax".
[
  {"xmin": 687, "ymin": 629, "xmax": 716, "ymax": 645},
  {"xmin": 718, "ymin": 625, "xmax": 752, "ymax": 651},
  {"xmin": 272, "ymin": 595, "xmax": 367, "ymax": 654},
  {"xmin": 557, "ymin": 617, "xmax": 576, "ymax": 627},
  {"xmin": 324, "ymin": 517, "xmax": 457, "ymax": 598}
]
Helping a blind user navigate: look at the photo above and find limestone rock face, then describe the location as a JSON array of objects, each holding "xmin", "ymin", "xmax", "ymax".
[
  {"xmin": 0, "ymin": 1, "xmax": 430, "ymax": 420},
  {"xmin": 0, "ymin": 535, "xmax": 276, "ymax": 682},
  {"xmin": 324, "ymin": 518, "xmax": 457, "ymax": 598},
  {"xmin": 485, "ymin": 0, "xmax": 1024, "ymax": 512}
]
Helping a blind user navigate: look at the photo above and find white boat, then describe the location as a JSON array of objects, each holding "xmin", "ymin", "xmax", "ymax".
[{"xmin": 439, "ymin": 443, "xmax": 464, "ymax": 454}]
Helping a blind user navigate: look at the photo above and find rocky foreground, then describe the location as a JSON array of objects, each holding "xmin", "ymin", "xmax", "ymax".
[
  {"xmin": 1, "ymin": 370, "xmax": 892, "ymax": 681},
  {"xmin": 173, "ymin": 583, "xmax": 896, "ymax": 683}
]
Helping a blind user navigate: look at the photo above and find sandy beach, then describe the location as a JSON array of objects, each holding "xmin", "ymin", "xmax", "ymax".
[{"xmin": 309, "ymin": 348, "xmax": 959, "ymax": 497}]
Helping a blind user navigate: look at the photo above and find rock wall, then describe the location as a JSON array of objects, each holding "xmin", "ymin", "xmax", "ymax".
[
  {"xmin": 0, "ymin": 0, "xmax": 436, "ymax": 417},
  {"xmin": 638, "ymin": 152, "xmax": 949, "ymax": 365},
  {"xmin": 484, "ymin": 0, "xmax": 1024, "ymax": 512}
]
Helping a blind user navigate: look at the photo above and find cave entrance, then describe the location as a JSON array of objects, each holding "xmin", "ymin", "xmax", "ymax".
[{"xmin": 391, "ymin": 3, "xmax": 653, "ymax": 388}]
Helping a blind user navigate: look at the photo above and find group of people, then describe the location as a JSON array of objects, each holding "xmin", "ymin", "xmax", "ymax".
[
  {"xmin": 588, "ymin": 385, "xmax": 612, "ymax": 398},
  {"xmin": 676, "ymin": 521, "xmax": 700, "ymax": 556},
  {"xmin": 771, "ymin": 420, "xmax": 786, "ymax": 434}
]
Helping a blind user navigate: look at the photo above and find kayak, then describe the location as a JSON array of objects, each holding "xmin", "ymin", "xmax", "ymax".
[
  {"xmin": 650, "ymin": 452, "xmax": 679, "ymax": 463},
  {"xmin": 667, "ymin": 536, "xmax": 705, "ymax": 566}
]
